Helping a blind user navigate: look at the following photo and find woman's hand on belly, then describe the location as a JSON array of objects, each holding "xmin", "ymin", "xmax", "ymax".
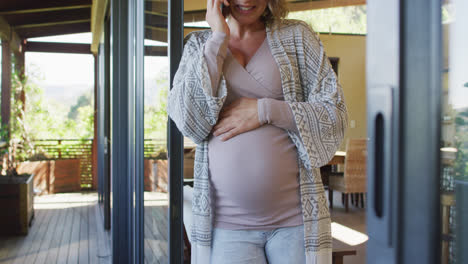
[{"xmin": 212, "ymin": 97, "xmax": 261, "ymax": 141}]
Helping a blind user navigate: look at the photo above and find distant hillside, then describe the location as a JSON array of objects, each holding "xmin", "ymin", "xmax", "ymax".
[
  {"xmin": 41, "ymin": 80, "xmax": 164, "ymax": 108},
  {"xmin": 42, "ymin": 84, "xmax": 93, "ymax": 107},
  {"xmin": 456, "ymin": 107, "xmax": 468, "ymax": 114}
]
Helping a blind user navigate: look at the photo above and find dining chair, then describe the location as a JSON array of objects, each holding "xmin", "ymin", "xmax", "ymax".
[{"xmin": 328, "ymin": 138, "xmax": 367, "ymax": 212}]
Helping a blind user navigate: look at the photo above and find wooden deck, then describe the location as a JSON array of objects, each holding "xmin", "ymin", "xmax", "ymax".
[
  {"xmin": 0, "ymin": 192, "xmax": 170, "ymax": 264},
  {"xmin": 0, "ymin": 191, "xmax": 365, "ymax": 264},
  {"xmin": 143, "ymin": 192, "xmax": 169, "ymax": 264}
]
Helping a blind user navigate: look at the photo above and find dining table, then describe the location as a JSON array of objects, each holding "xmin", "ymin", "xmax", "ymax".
[
  {"xmin": 321, "ymin": 147, "xmax": 457, "ymax": 186},
  {"xmin": 327, "ymin": 151, "xmax": 346, "ymax": 165},
  {"xmin": 320, "ymin": 151, "xmax": 346, "ymax": 187}
]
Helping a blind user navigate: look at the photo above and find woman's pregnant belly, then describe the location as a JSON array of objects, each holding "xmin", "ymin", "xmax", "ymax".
[{"xmin": 208, "ymin": 125, "xmax": 301, "ymax": 225}]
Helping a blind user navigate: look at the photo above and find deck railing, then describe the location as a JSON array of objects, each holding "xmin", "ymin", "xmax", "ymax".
[
  {"xmin": 32, "ymin": 139, "xmax": 94, "ymax": 189},
  {"xmin": 30, "ymin": 138, "xmax": 169, "ymax": 189},
  {"xmin": 144, "ymin": 138, "xmax": 167, "ymax": 159}
]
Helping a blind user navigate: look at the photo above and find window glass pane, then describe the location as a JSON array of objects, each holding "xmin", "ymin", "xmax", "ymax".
[
  {"xmin": 144, "ymin": 0, "xmax": 169, "ymax": 262},
  {"xmin": 288, "ymin": 6, "xmax": 366, "ymax": 34},
  {"xmin": 441, "ymin": 1, "xmax": 467, "ymax": 263}
]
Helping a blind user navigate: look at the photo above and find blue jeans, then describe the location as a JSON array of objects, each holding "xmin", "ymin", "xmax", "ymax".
[{"xmin": 210, "ymin": 225, "xmax": 306, "ymax": 264}]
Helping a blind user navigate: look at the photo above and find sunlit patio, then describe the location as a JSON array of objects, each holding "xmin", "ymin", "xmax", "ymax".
[
  {"xmin": 0, "ymin": 191, "xmax": 366, "ymax": 264},
  {"xmin": 0, "ymin": 193, "xmax": 111, "ymax": 264},
  {"xmin": 0, "ymin": 192, "xmax": 172, "ymax": 264},
  {"xmin": 329, "ymin": 193, "xmax": 367, "ymax": 264}
]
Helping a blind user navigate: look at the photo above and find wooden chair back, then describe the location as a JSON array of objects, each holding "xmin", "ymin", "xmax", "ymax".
[{"xmin": 343, "ymin": 138, "xmax": 367, "ymax": 193}]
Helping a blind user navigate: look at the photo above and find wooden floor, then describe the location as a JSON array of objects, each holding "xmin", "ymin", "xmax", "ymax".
[
  {"xmin": 0, "ymin": 191, "xmax": 367, "ymax": 264},
  {"xmin": 0, "ymin": 193, "xmax": 111, "ymax": 264},
  {"xmin": 143, "ymin": 192, "xmax": 168, "ymax": 264},
  {"xmin": 328, "ymin": 191, "xmax": 367, "ymax": 264},
  {"xmin": 0, "ymin": 192, "xmax": 171, "ymax": 264}
]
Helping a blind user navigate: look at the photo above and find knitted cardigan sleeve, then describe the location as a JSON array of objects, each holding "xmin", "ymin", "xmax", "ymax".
[
  {"xmin": 167, "ymin": 31, "xmax": 227, "ymax": 144},
  {"xmin": 287, "ymin": 21, "xmax": 348, "ymax": 169}
]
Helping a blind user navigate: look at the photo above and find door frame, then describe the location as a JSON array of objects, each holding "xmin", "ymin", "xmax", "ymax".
[
  {"xmin": 398, "ymin": 0, "xmax": 441, "ymax": 262},
  {"xmin": 168, "ymin": 0, "xmax": 185, "ymax": 263},
  {"xmin": 366, "ymin": 0, "xmax": 442, "ymax": 263}
]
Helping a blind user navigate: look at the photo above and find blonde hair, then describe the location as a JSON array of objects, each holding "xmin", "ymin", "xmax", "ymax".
[{"xmin": 263, "ymin": 0, "xmax": 289, "ymax": 24}]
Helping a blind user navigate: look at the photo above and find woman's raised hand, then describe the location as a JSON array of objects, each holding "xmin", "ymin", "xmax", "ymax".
[
  {"xmin": 206, "ymin": 0, "xmax": 230, "ymax": 36},
  {"xmin": 212, "ymin": 97, "xmax": 261, "ymax": 141}
]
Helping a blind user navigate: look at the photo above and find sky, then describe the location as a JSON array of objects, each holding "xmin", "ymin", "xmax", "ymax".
[
  {"xmin": 449, "ymin": 0, "xmax": 468, "ymax": 110},
  {"xmin": 25, "ymin": 33, "xmax": 169, "ymax": 106},
  {"xmin": 27, "ymin": 32, "xmax": 94, "ymax": 88},
  {"xmin": 26, "ymin": 33, "xmax": 95, "ymax": 103},
  {"xmin": 27, "ymin": 52, "xmax": 94, "ymax": 88}
]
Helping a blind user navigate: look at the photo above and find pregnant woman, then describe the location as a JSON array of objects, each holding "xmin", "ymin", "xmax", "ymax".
[{"xmin": 167, "ymin": 0, "xmax": 348, "ymax": 263}]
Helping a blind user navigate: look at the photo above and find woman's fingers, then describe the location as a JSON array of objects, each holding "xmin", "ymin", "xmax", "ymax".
[
  {"xmin": 213, "ymin": 118, "xmax": 235, "ymax": 136},
  {"xmin": 206, "ymin": 0, "xmax": 229, "ymax": 35},
  {"xmin": 206, "ymin": 0, "xmax": 220, "ymax": 14},
  {"xmin": 213, "ymin": 97, "xmax": 261, "ymax": 140},
  {"xmin": 215, "ymin": 0, "xmax": 222, "ymax": 9},
  {"xmin": 221, "ymin": 127, "xmax": 240, "ymax": 141},
  {"xmin": 213, "ymin": 0, "xmax": 220, "ymax": 11},
  {"xmin": 213, "ymin": 124, "xmax": 234, "ymax": 137}
]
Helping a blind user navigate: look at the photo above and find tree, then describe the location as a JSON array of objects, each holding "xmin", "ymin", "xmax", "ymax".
[
  {"xmin": 287, "ymin": 4, "xmax": 453, "ymax": 34},
  {"xmin": 19, "ymin": 64, "xmax": 95, "ymax": 141},
  {"xmin": 288, "ymin": 5, "xmax": 367, "ymax": 34},
  {"xmin": 68, "ymin": 94, "xmax": 92, "ymax": 120},
  {"xmin": 145, "ymin": 66, "xmax": 169, "ymax": 140}
]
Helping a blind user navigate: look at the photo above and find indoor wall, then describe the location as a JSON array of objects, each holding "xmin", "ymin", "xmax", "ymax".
[{"xmin": 320, "ymin": 33, "xmax": 367, "ymax": 148}]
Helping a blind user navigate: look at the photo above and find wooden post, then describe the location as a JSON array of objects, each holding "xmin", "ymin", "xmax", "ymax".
[
  {"xmin": 441, "ymin": 192, "xmax": 455, "ymax": 264},
  {"xmin": 14, "ymin": 42, "xmax": 26, "ymax": 114},
  {"xmin": 92, "ymin": 54, "xmax": 98, "ymax": 190},
  {"xmin": 58, "ymin": 140, "xmax": 62, "ymax": 158},
  {"xmin": 1, "ymin": 40, "xmax": 11, "ymax": 137}
]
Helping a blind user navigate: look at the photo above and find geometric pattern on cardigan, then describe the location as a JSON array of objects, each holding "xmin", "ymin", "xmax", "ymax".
[{"xmin": 167, "ymin": 19, "xmax": 348, "ymax": 264}]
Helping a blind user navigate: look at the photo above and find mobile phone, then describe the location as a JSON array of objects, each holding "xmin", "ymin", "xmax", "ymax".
[{"xmin": 220, "ymin": 2, "xmax": 230, "ymax": 18}]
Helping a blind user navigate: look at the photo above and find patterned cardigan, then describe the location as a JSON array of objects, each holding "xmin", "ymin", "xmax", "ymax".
[{"xmin": 167, "ymin": 19, "xmax": 348, "ymax": 264}]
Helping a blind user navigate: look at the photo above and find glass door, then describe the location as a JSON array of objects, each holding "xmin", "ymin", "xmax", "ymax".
[
  {"xmin": 366, "ymin": 0, "xmax": 400, "ymax": 262},
  {"xmin": 142, "ymin": 0, "xmax": 171, "ymax": 263},
  {"xmin": 442, "ymin": 0, "xmax": 468, "ymax": 263},
  {"xmin": 367, "ymin": 0, "xmax": 468, "ymax": 263}
]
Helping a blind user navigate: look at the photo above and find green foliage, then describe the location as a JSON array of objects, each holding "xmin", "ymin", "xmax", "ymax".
[
  {"xmin": 288, "ymin": 5, "xmax": 367, "ymax": 34},
  {"xmin": 442, "ymin": 4, "xmax": 455, "ymax": 24},
  {"xmin": 20, "ymin": 67, "xmax": 94, "ymax": 141},
  {"xmin": 287, "ymin": 4, "xmax": 452, "ymax": 34},
  {"xmin": 68, "ymin": 94, "xmax": 92, "ymax": 120},
  {"xmin": 0, "ymin": 122, "xmax": 10, "ymax": 158},
  {"xmin": 455, "ymin": 109, "xmax": 468, "ymax": 181},
  {"xmin": 1, "ymin": 61, "xmax": 96, "ymax": 164},
  {"xmin": 145, "ymin": 67, "xmax": 168, "ymax": 140},
  {"xmin": 460, "ymin": 109, "xmax": 468, "ymax": 118},
  {"xmin": 456, "ymin": 116, "xmax": 466, "ymax": 126},
  {"xmin": 9, "ymin": 66, "xmax": 37, "ymax": 162},
  {"xmin": 9, "ymin": 57, "xmax": 169, "ymax": 161},
  {"xmin": 454, "ymin": 141, "xmax": 468, "ymax": 181},
  {"xmin": 76, "ymin": 105, "xmax": 94, "ymax": 138}
]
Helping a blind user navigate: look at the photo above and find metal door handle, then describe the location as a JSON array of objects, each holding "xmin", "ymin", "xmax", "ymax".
[{"xmin": 367, "ymin": 86, "xmax": 394, "ymax": 247}]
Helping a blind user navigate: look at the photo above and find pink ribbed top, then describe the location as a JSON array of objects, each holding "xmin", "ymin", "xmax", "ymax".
[{"xmin": 205, "ymin": 32, "xmax": 303, "ymax": 230}]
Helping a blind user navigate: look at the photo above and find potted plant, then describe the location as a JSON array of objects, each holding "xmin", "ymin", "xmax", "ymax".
[{"xmin": 0, "ymin": 135, "xmax": 35, "ymax": 236}]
